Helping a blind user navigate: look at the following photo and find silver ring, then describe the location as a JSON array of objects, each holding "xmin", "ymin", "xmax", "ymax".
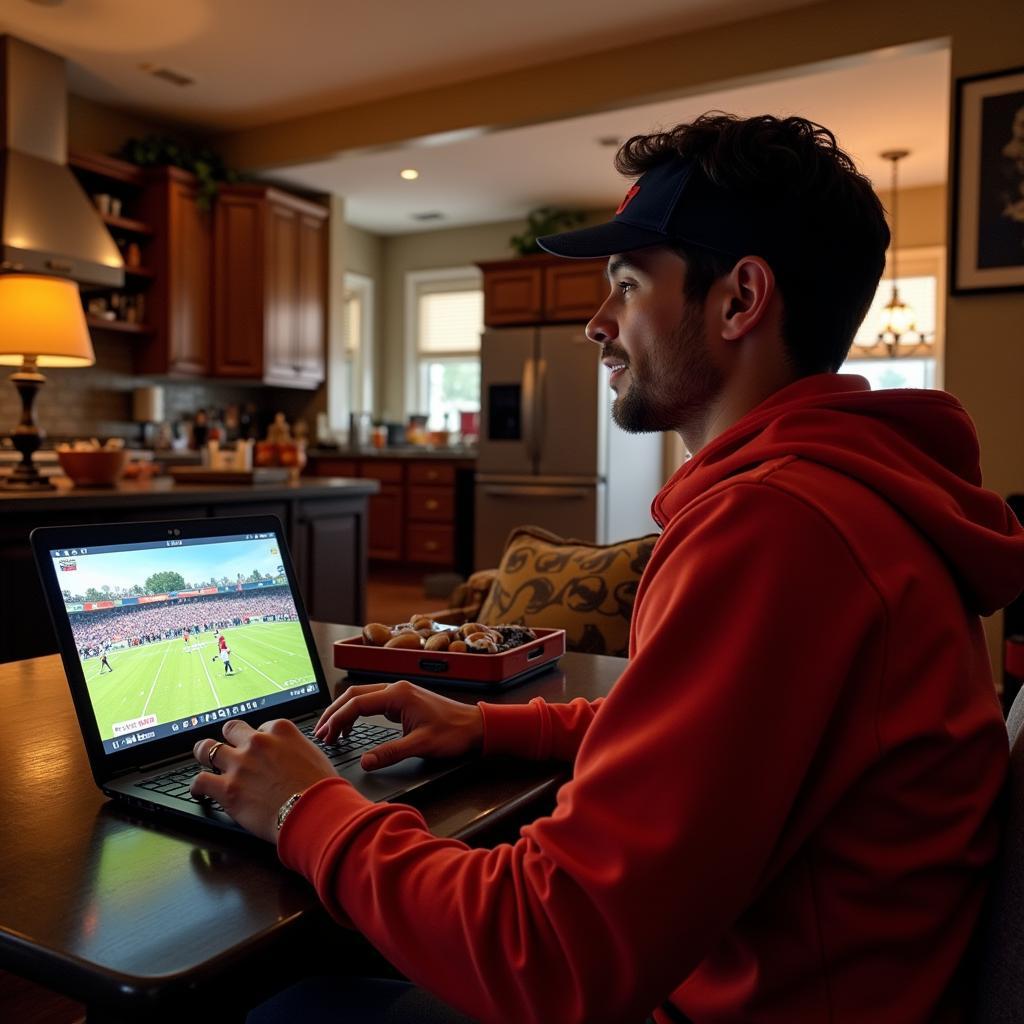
[{"xmin": 207, "ymin": 741, "xmax": 224, "ymax": 771}]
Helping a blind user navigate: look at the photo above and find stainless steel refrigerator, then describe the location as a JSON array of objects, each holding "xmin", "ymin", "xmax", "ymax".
[{"xmin": 474, "ymin": 324, "xmax": 664, "ymax": 569}]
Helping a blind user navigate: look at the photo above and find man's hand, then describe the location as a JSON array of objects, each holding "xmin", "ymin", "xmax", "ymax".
[
  {"xmin": 191, "ymin": 719, "xmax": 336, "ymax": 843},
  {"xmin": 314, "ymin": 680, "xmax": 484, "ymax": 769}
]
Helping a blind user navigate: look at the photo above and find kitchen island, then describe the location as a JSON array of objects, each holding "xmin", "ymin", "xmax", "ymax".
[{"xmin": 0, "ymin": 477, "xmax": 378, "ymax": 663}]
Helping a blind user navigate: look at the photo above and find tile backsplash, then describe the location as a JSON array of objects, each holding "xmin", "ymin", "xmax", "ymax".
[{"xmin": 0, "ymin": 335, "xmax": 320, "ymax": 446}]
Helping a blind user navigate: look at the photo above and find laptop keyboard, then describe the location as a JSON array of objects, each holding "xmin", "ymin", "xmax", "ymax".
[{"xmin": 136, "ymin": 721, "xmax": 401, "ymax": 810}]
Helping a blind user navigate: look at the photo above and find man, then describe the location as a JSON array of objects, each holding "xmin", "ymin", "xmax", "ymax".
[
  {"xmin": 99, "ymin": 651, "xmax": 112, "ymax": 674},
  {"xmin": 193, "ymin": 114, "xmax": 1024, "ymax": 1023},
  {"xmin": 218, "ymin": 636, "xmax": 234, "ymax": 675}
]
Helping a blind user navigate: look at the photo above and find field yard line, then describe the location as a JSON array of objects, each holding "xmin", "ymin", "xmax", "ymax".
[
  {"xmin": 200, "ymin": 646, "xmax": 222, "ymax": 707},
  {"xmin": 232, "ymin": 653, "xmax": 288, "ymax": 690},
  {"xmin": 243, "ymin": 631, "xmax": 300, "ymax": 657},
  {"xmin": 140, "ymin": 643, "xmax": 171, "ymax": 716}
]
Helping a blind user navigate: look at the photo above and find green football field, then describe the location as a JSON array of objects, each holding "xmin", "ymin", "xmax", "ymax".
[{"xmin": 81, "ymin": 621, "xmax": 317, "ymax": 740}]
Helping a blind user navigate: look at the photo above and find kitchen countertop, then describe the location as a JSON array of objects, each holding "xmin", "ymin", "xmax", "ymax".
[
  {"xmin": 306, "ymin": 445, "xmax": 476, "ymax": 460},
  {"xmin": 0, "ymin": 476, "xmax": 379, "ymax": 512}
]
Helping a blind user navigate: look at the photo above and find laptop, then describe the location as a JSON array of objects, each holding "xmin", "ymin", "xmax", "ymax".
[{"xmin": 31, "ymin": 514, "xmax": 465, "ymax": 835}]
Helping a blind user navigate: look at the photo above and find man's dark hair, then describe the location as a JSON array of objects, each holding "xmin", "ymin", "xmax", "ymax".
[{"xmin": 615, "ymin": 113, "xmax": 890, "ymax": 374}]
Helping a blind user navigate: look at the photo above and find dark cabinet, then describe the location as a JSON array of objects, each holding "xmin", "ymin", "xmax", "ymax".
[
  {"xmin": 479, "ymin": 254, "xmax": 607, "ymax": 326},
  {"xmin": 291, "ymin": 499, "xmax": 368, "ymax": 626},
  {"xmin": 213, "ymin": 185, "xmax": 328, "ymax": 388},
  {"xmin": 136, "ymin": 166, "xmax": 212, "ymax": 375},
  {"xmin": 360, "ymin": 462, "xmax": 404, "ymax": 561}
]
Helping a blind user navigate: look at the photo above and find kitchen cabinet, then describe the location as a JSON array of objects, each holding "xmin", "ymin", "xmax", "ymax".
[
  {"xmin": 308, "ymin": 455, "xmax": 473, "ymax": 569},
  {"xmin": 137, "ymin": 166, "xmax": 211, "ymax": 375},
  {"xmin": 68, "ymin": 152, "xmax": 162, "ymax": 361},
  {"xmin": 213, "ymin": 184, "xmax": 328, "ymax": 388},
  {"xmin": 359, "ymin": 462, "xmax": 404, "ymax": 561},
  {"xmin": 479, "ymin": 254, "xmax": 607, "ymax": 327}
]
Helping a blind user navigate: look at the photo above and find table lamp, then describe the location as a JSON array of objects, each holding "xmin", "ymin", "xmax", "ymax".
[{"xmin": 0, "ymin": 274, "xmax": 95, "ymax": 491}]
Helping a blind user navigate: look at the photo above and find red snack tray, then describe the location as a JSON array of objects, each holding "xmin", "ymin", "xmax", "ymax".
[{"xmin": 333, "ymin": 627, "xmax": 566, "ymax": 690}]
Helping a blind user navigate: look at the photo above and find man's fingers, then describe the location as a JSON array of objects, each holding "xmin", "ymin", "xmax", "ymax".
[
  {"xmin": 193, "ymin": 736, "xmax": 236, "ymax": 771},
  {"xmin": 362, "ymin": 733, "xmax": 420, "ymax": 771},
  {"xmin": 190, "ymin": 765, "xmax": 226, "ymax": 802},
  {"xmin": 318, "ymin": 690, "xmax": 395, "ymax": 743},
  {"xmin": 315, "ymin": 683, "xmax": 389, "ymax": 733},
  {"xmin": 222, "ymin": 718, "xmax": 254, "ymax": 746}
]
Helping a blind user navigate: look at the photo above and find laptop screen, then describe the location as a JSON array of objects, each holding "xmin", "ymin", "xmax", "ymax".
[{"xmin": 46, "ymin": 529, "xmax": 320, "ymax": 756}]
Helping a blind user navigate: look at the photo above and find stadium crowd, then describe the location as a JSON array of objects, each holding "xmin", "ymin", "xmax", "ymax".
[{"xmin": 70, "ymin": 589, "xmax": 298, "ymax": 658}]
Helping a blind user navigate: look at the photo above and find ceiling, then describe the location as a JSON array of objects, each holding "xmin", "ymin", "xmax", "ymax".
[
  {"xmin": 1, "ymin": 0, "xmax": 950, "ymax": 236},
  {"xmin": 277, "ymin": 45, "xmax": 951, "ymax": 234},
  {"xmin": 2, "ymin": 0, "xmax": 821, "ymax": 128}
]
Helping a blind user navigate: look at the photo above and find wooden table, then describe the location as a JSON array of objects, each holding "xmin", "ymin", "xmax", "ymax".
[{"xmin": 0, "ymin": 622, "xmax": 624, "ymax": 1022}]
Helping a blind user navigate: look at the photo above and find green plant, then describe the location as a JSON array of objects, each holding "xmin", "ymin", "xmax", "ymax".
[
  {"xmin": 509, "ymin": 206, "xmax": 586, "ymax": 256},
  {"xmin": 118, "ymin": 135, "xmax": 239, "ymax": 209}
]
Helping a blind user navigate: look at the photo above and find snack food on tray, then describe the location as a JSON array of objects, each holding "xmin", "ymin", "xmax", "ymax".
[{"xmin": 360, "ymin": 618, "xmax": 537, "ymax": 654}]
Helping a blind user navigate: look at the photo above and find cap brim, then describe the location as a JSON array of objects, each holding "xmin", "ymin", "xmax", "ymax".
[{"xmin": 537, "ymin": 220, "xmax": 670, "ymax": 259}]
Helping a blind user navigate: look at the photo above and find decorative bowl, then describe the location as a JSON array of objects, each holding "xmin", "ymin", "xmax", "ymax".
[{"xmin": 56, "ymin": 449, "xmax": 127, "ymax": 487}]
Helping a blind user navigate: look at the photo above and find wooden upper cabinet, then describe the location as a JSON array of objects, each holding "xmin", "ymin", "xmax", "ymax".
[
  {"xmin": 479, "ymin": 254, "xmax": 606, "ymax": 326},
  {"xmin": 482, "ymin": 261, "xmax": 544, "ymax": 325},
  {"xmin": 213, "ymin": 184, "xmax": 328, "ymax": 388},
  {"xmin": 295, "ymin": 212, "xmax": 327, "ymax": 385},
  {"xmin": 264, "ymin": 201, "xmax": 300, "ymax": 384},
  {"xmin": 137, "ymin": 167, "xmax": 211, "ymax": 376},
  {"xmin": 544, "ymin": 261, "xmax": 608, "ymax": 322},
  {"xmin": 212, "ymin": 189, "xmax": 263, "ymax": 378}
]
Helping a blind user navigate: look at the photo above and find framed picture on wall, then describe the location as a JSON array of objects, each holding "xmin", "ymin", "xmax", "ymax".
[{"xmin": 952, "ymin": 64, "xmax": 1024, "ymax": 294}]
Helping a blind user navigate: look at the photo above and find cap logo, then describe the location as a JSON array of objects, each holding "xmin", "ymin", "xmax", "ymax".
[{"xmin": 616, "ymin": 184, "xmax": 640, "ymax": 215}]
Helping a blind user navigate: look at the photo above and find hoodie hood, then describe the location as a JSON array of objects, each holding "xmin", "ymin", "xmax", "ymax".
[{"xmin": 653, "ymin": 374, "xmax": 1024, "ymax": 616}]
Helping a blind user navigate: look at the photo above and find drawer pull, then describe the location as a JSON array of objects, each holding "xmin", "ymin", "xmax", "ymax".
[
  {"xmin": 427, "ymin": 470, "xmax": 438, "ymax": 480},
  {"xmin": 425, "ymin": 499, "xmax": 439, "ymax": 511},
  {"xmin": 424, "ymin": 540, "xmax": 439, "ymax": 551}
]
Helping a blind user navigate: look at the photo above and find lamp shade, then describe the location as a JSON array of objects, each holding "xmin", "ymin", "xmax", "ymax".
[{"xmin": 0, "ymin": 274, "xmax": 95, "ymax": 367}]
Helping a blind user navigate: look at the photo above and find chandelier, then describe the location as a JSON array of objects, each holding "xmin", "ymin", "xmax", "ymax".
[{"xmin": 874, "ymin": 149, "xmax": 933, "ymax": 357}]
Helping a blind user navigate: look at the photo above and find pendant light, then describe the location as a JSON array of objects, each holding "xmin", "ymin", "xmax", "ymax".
[{"xmin": 876, "ymin": 149, "xmax": 932, "ymax": 357}]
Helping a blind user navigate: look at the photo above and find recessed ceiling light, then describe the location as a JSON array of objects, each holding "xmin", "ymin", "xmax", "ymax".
[{"xmin": 400, "ymin": 168, "xmax": 420, "ymax": 181}]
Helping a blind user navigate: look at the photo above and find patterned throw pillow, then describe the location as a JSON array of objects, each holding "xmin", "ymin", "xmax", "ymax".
[{"xmin": 477, "ymin": 525, "xmax": 658, "ymax": 657}]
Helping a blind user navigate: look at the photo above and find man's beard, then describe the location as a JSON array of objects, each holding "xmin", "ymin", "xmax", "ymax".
[{"xmin": 610, "ymin": 305, "xmax": 723, "ymax": 434}]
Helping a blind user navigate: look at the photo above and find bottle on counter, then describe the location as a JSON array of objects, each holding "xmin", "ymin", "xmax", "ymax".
[{"xmin": 191, "ymin": 409, "xmax": 209, "ymax": 450}]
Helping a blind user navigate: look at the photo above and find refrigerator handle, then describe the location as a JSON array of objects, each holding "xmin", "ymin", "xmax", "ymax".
[
  {"xmin": 521, "ymin": 356, "xmax": 536, "ymax": 463},
  {"xmin": 534, "ymin": 356, "xmax": 548, "ymax": 465}
]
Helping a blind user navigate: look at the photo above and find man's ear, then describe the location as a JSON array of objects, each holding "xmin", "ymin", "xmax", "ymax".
[{"xmin": 718, "ymin": 257, "xmax": 776, "ymax": 341}]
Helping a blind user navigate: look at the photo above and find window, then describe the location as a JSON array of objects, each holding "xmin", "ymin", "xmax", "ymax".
[
  {"xmin": 841, "ymin": 246, "xmax": 944, "ymax": 390},
  {"xmin": 405, "ymin": 268, "xmax": 483, "ymax": 431}
]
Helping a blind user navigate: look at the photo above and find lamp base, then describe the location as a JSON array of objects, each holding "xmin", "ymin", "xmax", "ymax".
[
  {"xmin": 3, "ymin": 363, "xmax": 55, "ymax": 491},
  {"xmin": 1, "ymin": 459, "xmax": 55, "ymax": 491}
]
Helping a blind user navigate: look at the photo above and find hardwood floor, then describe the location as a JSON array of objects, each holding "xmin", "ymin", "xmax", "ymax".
[{"xmin": 365, "ymin": 567, "xmax": 451, "ymax": 626}]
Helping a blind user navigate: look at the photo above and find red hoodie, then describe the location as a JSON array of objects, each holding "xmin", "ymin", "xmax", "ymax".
[{"xmin": 280, "ymin": 374, "xmax": 1024, "ymax": 1023}]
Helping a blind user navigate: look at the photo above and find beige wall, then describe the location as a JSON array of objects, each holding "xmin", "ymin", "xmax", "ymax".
[
  {"xmin": 67, "ymin": 94, "xmax": 190, "ymax": 155},
  {"xmin": 877, "ymin": 185, "xmax": 947, "ymax": 249}
]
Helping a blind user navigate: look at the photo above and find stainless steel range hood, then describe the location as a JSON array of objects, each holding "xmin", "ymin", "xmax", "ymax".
[{"xmin": 0, "ymin": 35, "xmax": 124, "ymax": 287}]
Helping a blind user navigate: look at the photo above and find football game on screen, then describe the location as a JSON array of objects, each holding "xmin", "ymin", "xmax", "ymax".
[{"xmin": 50, "ymin": 531, "xmax": 319, "ymax": 754}]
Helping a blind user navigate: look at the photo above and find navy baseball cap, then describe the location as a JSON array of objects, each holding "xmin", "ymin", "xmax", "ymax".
[{"xmin": 538, "ymin": 156, "xmax": 776, "ymax": 261}]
